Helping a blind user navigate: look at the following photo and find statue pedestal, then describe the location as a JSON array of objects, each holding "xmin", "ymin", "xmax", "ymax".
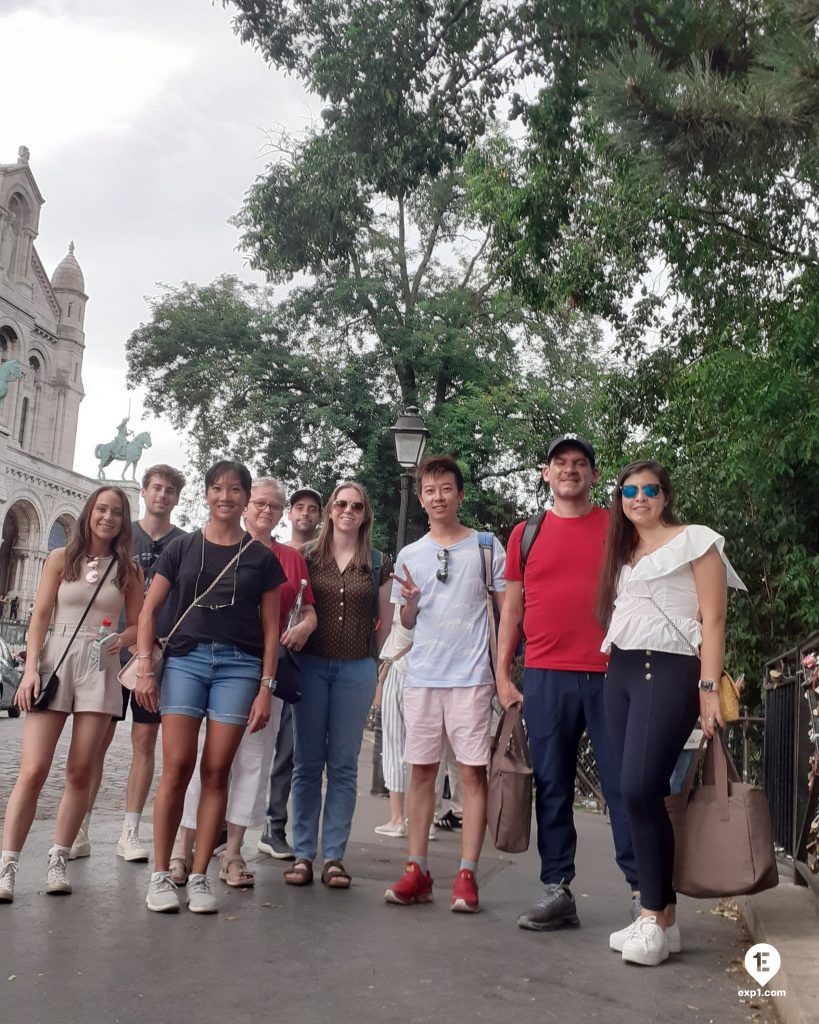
[{"xmin": 118, "ymin": 480, "xmax": 141, "ymax": 520}]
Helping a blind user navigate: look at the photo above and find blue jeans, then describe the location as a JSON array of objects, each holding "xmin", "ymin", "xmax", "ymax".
[
  {"xmin": 523, "ymin": 668, "xmax": 638, "ymax": 888},
  {"xmin": 161, "ymin": 643, "xmax": 261, "ymax": 725},
  {"xmin": 291, "ymin": 654, "xmax": 376, "ymax": 861}
]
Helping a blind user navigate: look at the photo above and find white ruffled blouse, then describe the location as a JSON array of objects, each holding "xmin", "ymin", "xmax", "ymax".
[{"xmin": 601, "ymin": 525, "xmax": 746, "ymax": 656}]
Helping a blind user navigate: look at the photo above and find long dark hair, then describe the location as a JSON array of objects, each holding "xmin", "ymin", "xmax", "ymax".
[
  {"xmin": 596, "ymin": 460, "xmax": 680, "ymax": 629},
  {"xmin": 308, "ymin": 480, "xmax": 374, "ymax": 572},
  {"xmin": 63, "ymin": 486, "xmax": 134, "ymax": 590}
]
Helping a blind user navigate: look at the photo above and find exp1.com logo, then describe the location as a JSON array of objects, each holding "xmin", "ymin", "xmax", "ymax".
[{"xmin": 737, "ymin": 943, "xmax": 787, "ymax": 1000}]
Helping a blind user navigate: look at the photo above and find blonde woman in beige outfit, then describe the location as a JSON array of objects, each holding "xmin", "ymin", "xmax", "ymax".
[{"xmin": 0, "ymin": 486, "xmax": 143, "ymax": 903}]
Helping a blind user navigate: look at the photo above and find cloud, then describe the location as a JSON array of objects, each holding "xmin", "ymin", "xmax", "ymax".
[
  {"xmin": 0, "ymin": 1, "xmax": 315, "ymax": 483},
  {"xmin": 0, "ymin": 10, "xmax": 194, "ymax": 158}
]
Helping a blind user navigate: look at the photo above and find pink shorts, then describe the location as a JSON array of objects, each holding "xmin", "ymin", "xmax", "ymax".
[{"xmin": 403, "ymin": 685, "xmax": 493, "ymax": 766}]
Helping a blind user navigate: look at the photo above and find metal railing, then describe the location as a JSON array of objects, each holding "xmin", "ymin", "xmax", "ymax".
[{"xmin": 763, "ymin": 630, "xmax": 819, "ymax": 895}]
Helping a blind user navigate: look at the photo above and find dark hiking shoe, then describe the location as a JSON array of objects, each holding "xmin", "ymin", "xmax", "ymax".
[{"xmin": 517, "ymin": 883, "xmax": 580, "ymax": 931}]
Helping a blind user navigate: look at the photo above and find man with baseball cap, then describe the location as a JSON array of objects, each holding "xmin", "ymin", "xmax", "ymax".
[
  {"xmin": 495, "ymin": 433, "xmax": 638, "ymax": 931},
  {"xmin": 288, "ymin": 488, "xmax": 322, "ymax": 550},
  {"xmin": 259, "ymin": 486, "xmax": 322, "ymax": 860}
]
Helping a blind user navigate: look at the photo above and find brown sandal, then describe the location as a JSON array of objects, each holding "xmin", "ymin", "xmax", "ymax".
[
  {"xmin": 219, "ymin": 854, "xmax": 255, "ymax": 888},
  {"xmin": 168, "ymin": 857, "xmax": 189, "ymax": 886},
  {"xmin": 321, "ymin": 859, "xmax": 351, "ymax": 889},
  {"xmin": 283, "ymin": 858, "xmax": 313, "ymax": 886}
]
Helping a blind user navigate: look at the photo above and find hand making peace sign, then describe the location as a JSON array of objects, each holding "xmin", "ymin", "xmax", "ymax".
[{"xmin": 391, "ymin": 564, "xmax": 421, "ymax": 605}]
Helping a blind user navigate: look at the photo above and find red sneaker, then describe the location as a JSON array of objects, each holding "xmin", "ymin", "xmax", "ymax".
[
  {"xmin": 451, "ymin": 869, "xmax": 480, "ymax": 913},
  {"xmin": 384, "ymin": 862, "xmax": 433, "ymax": 905}
]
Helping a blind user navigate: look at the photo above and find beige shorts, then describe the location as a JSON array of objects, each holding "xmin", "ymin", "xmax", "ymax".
[
  {"xmin": 38, "ymin": 631, "xmax": 123, "ymax": 716},
  {"xmin": 403, "ymin": 684, "xmax": 492, "ymax": 766}
]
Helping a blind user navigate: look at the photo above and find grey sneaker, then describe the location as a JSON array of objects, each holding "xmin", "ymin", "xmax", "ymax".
[
  {"xmin": 0, "ymin": 857, "xmax": 19, "ymax": 902},
  {"xmin": 257, "ymin": 828, "xmax": 295, "ymax": 860},
  {"xmin": 146, "ymin": 871, "xmax": 180, "ymax": 913},
  {"xmin": 186, "ymin": 873, "xmax": 218, "ymax": 913},
  {"xmin": 68, "ymin": 826, "xmax": 91, "ymax": 860},
  {"xmin": 517, "ymin": 883, "xmax": 580, "ymax": 931},
  {"xmin": 117, "ymin": 823, "xmax": 149, "ymax": 862},
  {"xmin": 45, "ymin": 847, "xmax": 72, "ymax": 894}
]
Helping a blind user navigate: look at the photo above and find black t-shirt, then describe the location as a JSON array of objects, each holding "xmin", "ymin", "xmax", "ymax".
[
  {"xmin": 155, "ymin": 530, "xmax": 285, "ymax": 658},
  {"xmin": 120, "ymin": 521, "xmax": 187, "ymax": 666}
]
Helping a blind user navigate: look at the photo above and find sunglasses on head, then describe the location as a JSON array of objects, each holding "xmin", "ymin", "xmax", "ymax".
[
  {"xmin": 333, "ymin": 499, "xmax": 365, "ymax": 512},
  {"xmin": 436, "ymin": 548, "xmax": 449, "ymax": 583},
  {"xmin": 620, "ymin": 483, "xmax": 663, "ymax": 499}
]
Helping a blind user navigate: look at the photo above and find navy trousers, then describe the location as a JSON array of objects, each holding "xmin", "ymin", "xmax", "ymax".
[
  {"xmin": 523, "ymin": 668, "xmax": 638, "ymax": 889},
  {"xmin": 604, "ymin": 645, "xmax": 700, "ymax": 910}
]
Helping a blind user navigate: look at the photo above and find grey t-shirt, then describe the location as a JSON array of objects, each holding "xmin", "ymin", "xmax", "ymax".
[
  {"xmin": 119, "ymin": 521, "xmax": 187, "ymax": 665},
  {"xmin": 391, "ymin": 531, "xmax": 506, "ymax": 688}
]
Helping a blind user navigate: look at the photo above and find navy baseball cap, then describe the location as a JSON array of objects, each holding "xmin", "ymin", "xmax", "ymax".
[{"xmin": 546, "ymin": 433, "xmax": 596, "ymax": 467}]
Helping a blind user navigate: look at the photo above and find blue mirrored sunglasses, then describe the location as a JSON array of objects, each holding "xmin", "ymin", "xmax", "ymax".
[{"xmin": 620, "ymin": 483, "xmax": 662, "ymax": 499}]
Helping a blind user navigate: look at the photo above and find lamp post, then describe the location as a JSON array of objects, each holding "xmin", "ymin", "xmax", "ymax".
[
  {"xmin": 369, "ymin": 406, "xmax": 428, "ymax": 798},
  {"xmin": 391, "ymin": 405, "xmax": 429, "ymax": 553}
]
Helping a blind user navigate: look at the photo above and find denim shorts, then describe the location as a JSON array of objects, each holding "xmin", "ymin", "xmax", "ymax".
[{"xmin": 160, "ymin": 642, "xmax": 262, "ymax": 725}]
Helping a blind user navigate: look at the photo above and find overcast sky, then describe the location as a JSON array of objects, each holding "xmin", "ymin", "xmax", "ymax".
[{"xmin": 0, "ymin": 0, "xmax": 314, "ymax": 487}]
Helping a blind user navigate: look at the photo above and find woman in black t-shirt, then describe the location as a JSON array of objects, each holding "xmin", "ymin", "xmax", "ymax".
[{"xmin": 135, "ymin": 461, "xmax": 285, "ymax": 915}]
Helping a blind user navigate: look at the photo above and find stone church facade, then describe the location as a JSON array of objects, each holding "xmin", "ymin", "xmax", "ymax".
[{"xmin": 0, "ymin": 147, "xmax": 100, "ymax": 615}]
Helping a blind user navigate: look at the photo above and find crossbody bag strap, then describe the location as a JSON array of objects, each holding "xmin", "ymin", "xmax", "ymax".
[
  {"xmin": 162, "ymin": 533, "xmax": 255, "ymax": 646},
  {"xmin": 478, "ymin": 531, "xmax": 498, "ymax": 673},
  {"xmin": 645, "ymin": 591, "xmax": 699, "ymax": 657},
  {"xmin": 51, "ymin": 557, "xmax": 117, "ymax": 675}
]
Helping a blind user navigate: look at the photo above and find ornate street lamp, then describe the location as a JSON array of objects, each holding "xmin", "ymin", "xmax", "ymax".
[{"xmin": 391, "ymin": 405, "xmax": 429, "ymax": 552}]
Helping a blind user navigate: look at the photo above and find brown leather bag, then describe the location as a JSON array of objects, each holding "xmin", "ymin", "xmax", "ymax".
[
  {"xmin": 665, "ymin": 733, "xmax": 778, "ymax": 898},
  {"xmin": 487, "ymin": 705, "xmax": 533, "ymax": 854}
]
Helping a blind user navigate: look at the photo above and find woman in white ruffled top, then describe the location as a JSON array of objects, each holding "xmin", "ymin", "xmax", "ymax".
[{"xmin": 596, "ymin": 459, "xmax": 746, "ymax": 967}]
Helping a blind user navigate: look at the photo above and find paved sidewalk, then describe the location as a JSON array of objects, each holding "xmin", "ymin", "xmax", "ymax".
[{"xmin": 0, "ymin": 716, "xmax": 790, "ymax": 1024}]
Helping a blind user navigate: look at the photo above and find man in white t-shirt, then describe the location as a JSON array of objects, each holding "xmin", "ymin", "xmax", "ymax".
[{"xmin": 384, "ymin": 455, "xmax": 505, "ymax": 913}]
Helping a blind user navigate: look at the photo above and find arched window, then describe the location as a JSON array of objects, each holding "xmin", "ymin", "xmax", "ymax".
[
  {"xmin": 18, "ymin": 397, "xmax": 28, "ymax": 446},
  {"xmin": 0, "ymin": 326, "xmax": 18, "ymax": 361},
  {"xmin": 28, "ymin": 355, "xmax": 41, "ymax": 380}
]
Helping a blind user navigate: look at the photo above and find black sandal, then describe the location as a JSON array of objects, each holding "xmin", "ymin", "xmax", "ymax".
[
  {"xmin": 284, "ymin": 858, "xmax": 313, "ymax": 886},
  {"xmin": 321, "ymin": 860, "xmax": 351, "ymax": 889}
]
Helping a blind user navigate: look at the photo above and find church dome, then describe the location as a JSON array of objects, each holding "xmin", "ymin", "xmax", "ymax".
[{"xmin": 51, "ymin": 241, "xmax": 85, "ymax": 292}]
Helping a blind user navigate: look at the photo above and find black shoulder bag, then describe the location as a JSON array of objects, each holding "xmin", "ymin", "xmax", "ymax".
[{"xmin": 32, "ymin": 558, "xmax": 116, "ymax": 710}]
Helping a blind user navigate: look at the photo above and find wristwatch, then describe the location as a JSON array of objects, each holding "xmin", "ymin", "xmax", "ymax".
[
  {"xmin": 260, "ymin": 676, "xmax": 276, "ymax": 691},
  {"xmin": 698, "ymin": 679, "xmax": 717, "ymax": 692}
]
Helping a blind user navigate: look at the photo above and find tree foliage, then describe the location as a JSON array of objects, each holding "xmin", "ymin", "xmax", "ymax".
[{"xmin": 126, "ymin": 0, "xmax": 819, "ymax": 689}]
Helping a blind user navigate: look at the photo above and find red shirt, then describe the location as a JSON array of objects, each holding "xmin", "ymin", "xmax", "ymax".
[
  {"xmin": 269, "ymin": 541, "xmax": 315, "ymax": 633},
  {"xmin": 505, "ymin": 507, "xmax": 608, "ymax": 672}
]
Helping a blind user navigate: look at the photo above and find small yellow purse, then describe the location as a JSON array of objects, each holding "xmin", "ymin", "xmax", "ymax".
[{"xmin": 719, "ymin": 671, "xmax": 740, "ymax": 722}]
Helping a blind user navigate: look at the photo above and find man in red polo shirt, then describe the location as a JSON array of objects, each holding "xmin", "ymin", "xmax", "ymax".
[{"xmin": 496, "ymin": 434, "xmax": 638, "ymax": 931}]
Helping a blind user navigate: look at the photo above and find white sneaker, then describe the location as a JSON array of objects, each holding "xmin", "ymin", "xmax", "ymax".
[
  {"xmin": 428, "ymin": 825, "xmax": 437, "ymax": 841},
  {"xmin": 0, "ymin": 857, "xmax": 19, "ymax": 902},
  {"xmin": 146, "ymin": 871, "xmax": 180, "ymax": 913},
  {"xmin": 186, "ymin": 873, "xmax": 218, "ymax": 914},
  {"xmin": 611, "ymin": 918, "xmax": 681, "ymax": 953},
  {"xmin": 374, "ymin": 822, "xmax": 406, "ymax": 837},
  {"xmin": 45, "ymin": 846, "xmax": 72, "ymax": 894},
  {"xmin": 621, "ymin": 915, "xmax": 670, "ymax": 965},
  {"xmin": 117, "ymin": 823, "xmax": 149, "ymax": 862},
  {"xmin": 68, "ymin": 826, "xmax": 91, "ymax": 860}
]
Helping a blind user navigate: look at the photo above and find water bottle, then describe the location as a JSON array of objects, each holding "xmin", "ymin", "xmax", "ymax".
[{"xmin": 89, "ymin": 618, "xmax": 114, "ymax": 671}]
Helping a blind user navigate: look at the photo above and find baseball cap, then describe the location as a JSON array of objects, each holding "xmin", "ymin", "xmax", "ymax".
[
  {"xmin": 289, "ymin": 487, "xmax": 323, "ymax": 508},
  {"xmin": 546, "ymin": 433, "xmax": 596, "ymax": 467}
]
